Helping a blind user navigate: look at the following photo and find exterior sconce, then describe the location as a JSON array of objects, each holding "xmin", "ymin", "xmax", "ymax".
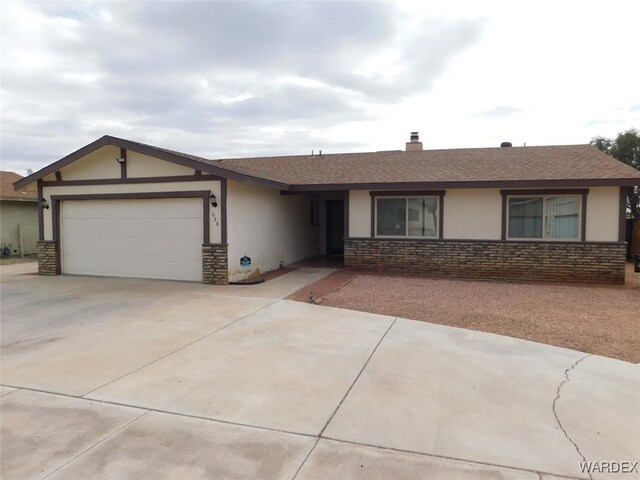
[
  {"xmin": 41, "ymin": 198, "xmax": 49, "ymax": 210},
  {"xmin": 116, "ymin": 157, "xmax": 126, "ymax": 164},
  {"xmin": 210, "ymin": 194, "xmax": 218, "ymax": 208}
]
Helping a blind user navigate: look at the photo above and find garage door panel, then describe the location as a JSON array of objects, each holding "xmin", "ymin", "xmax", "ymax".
[
  {"xmin": 63, "ymin": 256, "xmax": 202, "ymax": 281},
  {"xmin": 61, "ymin": 199, "xmax": 203, "ymax": 281},
  {"xmin": 62, "ymin": 219, "xmax": 203, "ymax": 244},
  {"xmin": 62, "ymin": 198, "xmax": 200, "ymax": 219}
]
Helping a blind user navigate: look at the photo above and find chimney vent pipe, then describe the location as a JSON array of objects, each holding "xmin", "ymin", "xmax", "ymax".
[{"xmin": 406, "ymin": 132, "xmax": 423, "ymax": 151}]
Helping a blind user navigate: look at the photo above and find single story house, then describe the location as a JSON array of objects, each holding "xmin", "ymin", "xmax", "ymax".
[
  {"xmin": 13, "ymin": 134, "xmax": 640, "ymax": 284},
  {"xmin": 1, "ymin": 171, "xmax": 38, "ymax": 257}
]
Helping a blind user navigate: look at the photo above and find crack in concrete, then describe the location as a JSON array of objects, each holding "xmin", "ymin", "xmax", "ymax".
[
  {"xmin": 4, "ymin": 382, "xmax": 588, "ymax": 480},
  {"xmin": 552, "ymin": 353, "xmax": 592, "ymax": 480}
]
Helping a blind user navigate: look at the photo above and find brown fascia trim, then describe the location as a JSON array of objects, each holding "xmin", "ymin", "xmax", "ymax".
[
  {"xmin": 50, "ymin": 191, "xmax": 213, "ymax": 244},
  {"xmin": 369, "ymin": 190, "xmax": 445, "ymax": 239},
  {"xmin": 369, "ymin": 190, "xmax": 446, "ymax": 197},
  {"xmin": 42, "ymin": 174, "xmax": 222, "ymax": 187},
  {"xmin": 619, "ymin": 186, "xmax": 632, "ymax": 242},
  {"xmin": 288, "ymin": 178, "xmax": 640, "ymax": 192},
  {"xmin": 500, "ymin": 188, "xmax": 589, "ymax": 242},
  {"xmin": 13, "ymin": 135, "xmax": 290, "ymax": 191},
  {"xmin": 280, "ymin": 189, "xmax": 345, "ymax": 195},
  {"xmin": 344, "ymin": 237, "xmax": 626, "ymax": 246}
]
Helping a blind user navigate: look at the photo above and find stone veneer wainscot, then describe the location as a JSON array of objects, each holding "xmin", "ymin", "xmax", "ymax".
[{"xmin": 344, "ymin": 238, "xmax": 626, "ymax": 284}]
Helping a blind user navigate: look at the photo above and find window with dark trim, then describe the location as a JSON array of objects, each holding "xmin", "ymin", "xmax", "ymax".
[
  {"xmin": 507, "ymin": 194, "xmax": 581, "ymax": 240},
  {"xmin": 375, "ymin": 196, "xmax": 439, "ymax": 238}
]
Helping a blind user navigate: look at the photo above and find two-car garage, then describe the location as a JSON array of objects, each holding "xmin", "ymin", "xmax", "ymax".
[
  {"xmin": 60, "ymin": 198, "xmax": 204, "ymax": 281},
  {"xmin": 14, "ymin": 136, "xmax": 226, "ymax": 283}
]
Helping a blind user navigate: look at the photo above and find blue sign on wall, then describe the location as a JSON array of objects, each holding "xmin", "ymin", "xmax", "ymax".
[{"xmin": 240, "ymin": 255, "xmax": 252, "ymax": 269}]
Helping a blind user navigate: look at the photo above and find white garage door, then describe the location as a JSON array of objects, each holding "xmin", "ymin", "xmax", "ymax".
[{"xmin": 61, "ymin": 198, "xmax": 203, "ymax": 281}]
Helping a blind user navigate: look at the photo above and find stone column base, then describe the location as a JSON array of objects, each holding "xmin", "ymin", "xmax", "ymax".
[
  {"xmin": 203, "ymin": 243, "xmax": 228, "ymax": 284},
  {"xmin": 37, "ymin": 241, "xmax": 60, "ymax": 276}
]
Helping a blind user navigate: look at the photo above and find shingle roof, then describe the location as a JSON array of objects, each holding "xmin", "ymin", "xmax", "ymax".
[
  {"xmin": 211, "ymin": 144, "xmax": 640, "ymax": 188},
  {"xmin": 1, "ymin": 171, "xmax": 37, "ymax": 201},
  {"xmin": 13, "ymin": 136, "xmax": 640, "ymax": 192}
]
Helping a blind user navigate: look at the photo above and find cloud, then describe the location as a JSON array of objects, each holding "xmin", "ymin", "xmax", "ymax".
[
  {"xmin": 0, "ymin": 1, "xmax": 484, "ymax": 172},
  {"xmin": 584, "ymin": 119, "xmax": 626, "ymax": 127},
  {"xmin": 631, "ymin": 105, "xmax": 640, "ymax": 112},
  {"xmin": 477, "ymin": 105, "xmax": 522, "ymax": 117}
]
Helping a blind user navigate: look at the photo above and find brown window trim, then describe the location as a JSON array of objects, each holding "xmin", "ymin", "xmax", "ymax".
[
  {"xmin": 344, "ymin": 191, "xmax": 349, "ymax": 238},
  {"xmin": 619, "ymin": 187, "xmax": 632, "ymax": 242},
  {"xmin": 500, "ymin": 189, "xmax": 589, "ymax": 241},
  {"xmin": 370, "ymin": 190, "xmax": 445, "ymax": 239},
  {"xmin": 37, "ymin": 179, "xmax": 44, "ymax": 241},
  {"xmin": 49, "ymin": 190, "xmax": 218, "ymax": 246}
]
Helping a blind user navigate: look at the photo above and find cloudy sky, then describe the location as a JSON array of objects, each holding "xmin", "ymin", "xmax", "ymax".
[{"xmin": 1, "ymin": 0, "xmax": 639, "ymax": 174}]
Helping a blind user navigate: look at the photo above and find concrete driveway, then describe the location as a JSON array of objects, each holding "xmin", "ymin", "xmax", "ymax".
[{"xmin": 1, "ymin": 263, "xmax": 637, "ymax": 480}]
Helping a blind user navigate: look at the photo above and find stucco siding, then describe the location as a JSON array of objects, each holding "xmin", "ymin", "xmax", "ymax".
[
  {"xmin": 585, "ymin": 187, "xmax": 619, "ymax": 242},
  {"xmin": 348, "ymin": 190, "xmax": 371, "ymax": 237},
  {"xmin": 227, "ymin": 180, "xmax": 317, "ymax": 281},
  {"xmin": 41, "ymin": 180, "xmax": 222, "ymax": 243},
  {"xmin": 0, "ymin": 200, "xmax": 38, "ymax": 255},
  {"xmin": 126, "ymin": 151, "xmax": 195, "ymax": 178},
  {"xmin": 443, "ymin": 189, "xmax": 502, "ymax": 240},
  {"xmin": 348, "ymin": 187, "xmax": 620, "ymax": 242},
  {"xmin": 58, "ymin": 146, "xmax": 121, "ymax": 180}
]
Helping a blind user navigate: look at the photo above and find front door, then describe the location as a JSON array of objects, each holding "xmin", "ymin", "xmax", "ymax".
[{"xmin": 325, "ymin": 200, "xmax": 344, "ymax": 255}]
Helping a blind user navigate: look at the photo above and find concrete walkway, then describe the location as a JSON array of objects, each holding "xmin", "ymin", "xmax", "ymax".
[{"xmin": 1, "ymin": 263, "xmax": 637, "ymax": 479}]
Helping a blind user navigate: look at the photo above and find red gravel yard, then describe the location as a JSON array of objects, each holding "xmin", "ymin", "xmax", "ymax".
[{"xmin": 322, "ymin": 264, "xmax": 640, "ymax": 363}]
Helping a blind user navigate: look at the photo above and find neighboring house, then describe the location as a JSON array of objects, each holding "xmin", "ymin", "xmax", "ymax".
[
  {"xmin": 13, "ymin": 134, "xmax": 640, "ymax": 284},
  {"xmin": 1, "ymin": 171, "xmax": 38, "ymax": 257}
]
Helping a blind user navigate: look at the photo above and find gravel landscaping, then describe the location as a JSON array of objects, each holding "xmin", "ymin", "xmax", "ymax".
[
  {"xmin": 323, "ymin": 263, "xmax": 640, "ymax": 363},
  {"xmin": 0, "ymin": 257, "xmax": 37, "ymax": 266}
]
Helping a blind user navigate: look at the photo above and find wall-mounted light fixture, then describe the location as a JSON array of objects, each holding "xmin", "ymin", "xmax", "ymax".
[
  {"xmin": 210, "ymin": 193, "xmax": 218, "ymax": 208},
  {"xmin": 115, "ymin": 157, "xmax": 126, "ymax": 164},
  {"xmin": 40, "ymin": 198, "xmax": 49, "ymax": 210}
]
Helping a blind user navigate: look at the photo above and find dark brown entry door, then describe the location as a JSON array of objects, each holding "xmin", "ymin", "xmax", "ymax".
[{"xmin": 326, "ymin": 200, "xmax": 344, "ymax": 255}]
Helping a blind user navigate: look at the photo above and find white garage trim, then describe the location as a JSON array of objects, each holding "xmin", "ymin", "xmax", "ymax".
[{"xmin": 52, "ymin": 191, "xmax": 212, "ymax": 282}]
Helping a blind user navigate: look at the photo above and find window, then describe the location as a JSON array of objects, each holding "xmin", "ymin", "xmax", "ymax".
[
  {"xmin": 508, "ymin": 195, "xmax": 580, "ymax": 240},
  {"xmin": 376, "ymin": 196, "xmax": 439, "ymax": 238}
]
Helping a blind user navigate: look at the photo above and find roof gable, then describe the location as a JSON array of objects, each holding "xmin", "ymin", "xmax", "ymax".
[{"xmin": 13, "ymin": 135, "xmax": 288, "ymax": 191}]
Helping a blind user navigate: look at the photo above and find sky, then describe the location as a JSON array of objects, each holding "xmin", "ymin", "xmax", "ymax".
[{"xmin": 1, "ymin": 0, "xmax": 639, "ymax": 175}]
